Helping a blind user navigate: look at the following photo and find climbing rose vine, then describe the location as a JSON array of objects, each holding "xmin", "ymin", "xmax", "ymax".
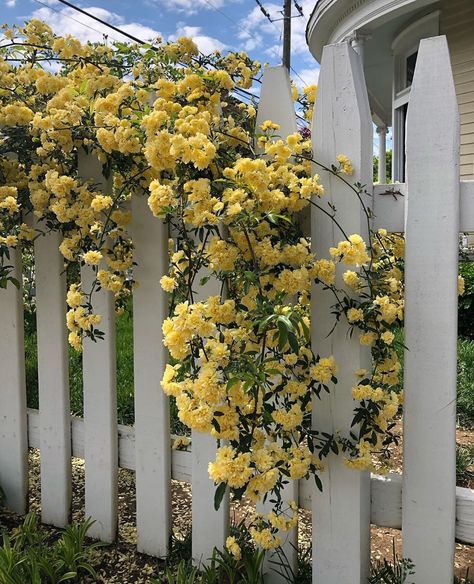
[{"xmin": 0, "ymin": 20, "xmax": 406, "ymax": 547}]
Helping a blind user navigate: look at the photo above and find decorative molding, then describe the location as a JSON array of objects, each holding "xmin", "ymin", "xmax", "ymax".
[{"xmin": 307, "ymin": 0, "xmax": 438, "ymax": 60}]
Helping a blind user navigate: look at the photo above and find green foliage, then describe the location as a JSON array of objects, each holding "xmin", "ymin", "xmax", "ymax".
[
  {"xmin": 457, "ymin": 338, "xmax": 474, "ymax": 426},
  {"xmin": 373, "ymin": 150, "xmax": 393, "ymax": 183},
  {"xmin": 369, "ymin": 557, "xmax": 415, "ymax": 584},
  {"xmin": 162, "ymin": 561, "xmax": 200, "ymax": 584},
  {"xmin": 456, "ymin": 442, "xmax": 474, "ymax": 486},
  {"xmin": 155, "ymin": 523, "xmax": 265, "ymax": 584},
  {"xmin": 24, "ymin": 304, "xmax": 187, "ymax": 433},
  {"xmin": 0, "ymin": 514, "xmax": 99, "ymax": 583},
  {"xmin": 455, "ymin": 569, "xmax": 473, "ymax": 584},
  {"xmin": 459, "ymin": 262, "xmax": 474, "ymax": 340}
]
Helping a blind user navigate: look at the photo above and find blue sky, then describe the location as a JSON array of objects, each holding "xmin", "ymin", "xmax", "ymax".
[{"xmin": 1, "ymin": 0, "xmax": 320, "ymax": 89}]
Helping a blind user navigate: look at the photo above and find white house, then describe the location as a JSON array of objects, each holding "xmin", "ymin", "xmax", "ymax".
[{"xmin": 306, "ymin": 0, "xmax": 474, "ymax": 182}]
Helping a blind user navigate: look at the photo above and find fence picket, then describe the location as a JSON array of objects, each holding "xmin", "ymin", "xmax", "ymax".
[
  {"xmin": 131, "ymin": 192, "xmax": 171, "ymax": 556},
  {"xmin": 0, "ymin": 248, "xmax": 28, "ymax": 514},
  {"xmin": 403, "ymin": 35, "xmax": 459, "ymax": 584},
  {"xmin": 78, "ymin": 150, "xmax": 118, "ymax": 542},
  {"xmin": 192, "ymin": 268, "xmax": 229, "ymax": 564},
  {"xmin": 255, "ymin": 64, "xmax": 298, "ymax": 583},
  {"xmin": 35, "ymin": 227, "xmax": 71, "ymax": 526},
  {"xmin": 192, "ymin": 432, "xmax": 229, "ymax": 565},
  {"xmin": 311, "ymin": 42, "xmax": 373, "ymax": 584}
]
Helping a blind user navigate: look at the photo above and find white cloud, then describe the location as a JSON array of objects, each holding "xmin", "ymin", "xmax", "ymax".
[
  {"xmin": 238, "ymin": 0, "xmax": 316, "ymax": 63},
  {"xmin": 31, "ymin": 3, "xmax": 161, "ymax": 44},
  {"xmin": 147, "ymin": 0, "xmax": 244, "ymax": 17},
  {"xmin": 293, "ymin": 66, "xmax": 319, "ymax": 89},
  {"xmin": 4, "ymin": 0, "xmax": 17, "ymax": 6},
  {"xmin": 170, "ymin": 24, "xmax": 225, "ymax": 55}
]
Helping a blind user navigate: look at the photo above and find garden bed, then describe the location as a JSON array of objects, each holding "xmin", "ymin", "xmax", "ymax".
[{"xmin": 0, "ymin": 447, "xmax": 472, "ymax": 583}]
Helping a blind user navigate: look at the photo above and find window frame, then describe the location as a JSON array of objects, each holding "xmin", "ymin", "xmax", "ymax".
[{"xmin": 391, "ymin": 11, "xmax": 440, "ymax": 181}]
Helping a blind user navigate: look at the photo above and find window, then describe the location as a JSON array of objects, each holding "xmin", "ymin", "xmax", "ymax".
[{"xmin": 391, "ymin": 11, "xmax": 439, "ymax": 181}]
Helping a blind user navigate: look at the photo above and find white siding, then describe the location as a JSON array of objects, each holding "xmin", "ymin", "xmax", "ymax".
[{"xmin": 441, "ymin": 0, "xmax": 474, "ymax": 179}]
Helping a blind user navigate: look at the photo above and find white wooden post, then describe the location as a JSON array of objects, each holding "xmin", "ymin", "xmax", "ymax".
[
  {"xmin": 311, "ymin": 42, "xmax": 372, "ymax": 584},
  {"xmin": 35, "ymin": 227, "xmax": 71, "ymax": 526},
  {"xmin": 403, "ymin": 36, "xmax": 459, "ymax": 584},
  {"xmin": 131, "ymin": 192, "xmax": 171, "ymax": 556},
  {"xmin": 192, "ymin": 260, "xmax": 229, "ymax": 565},
  {"xmin": 78, "ymin": 151, "xmax": 118, "ymax": 542},
  {"xmin": 0, "ymin": 248, "xmax": 28, "ymax": 513},
  {"xmin": 192, "ymin": 431, "xmax": 229, "ymax": 564},
  {"xmin": 255, "ymin": 64, "xmax": 299, "ymax": 583}
]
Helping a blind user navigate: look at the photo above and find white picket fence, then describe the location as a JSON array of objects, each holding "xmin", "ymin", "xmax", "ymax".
[{"xmin": 1, "ymin": 35, "xmax": 474, "ymax": 584}]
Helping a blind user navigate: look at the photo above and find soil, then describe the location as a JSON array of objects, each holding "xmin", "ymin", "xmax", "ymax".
[{"xmin": 0, "ymin": 423, "xmax": 473, "ymax": 583}]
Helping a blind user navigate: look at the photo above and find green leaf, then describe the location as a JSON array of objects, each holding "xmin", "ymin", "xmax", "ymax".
[
  {"xmin": 277, "ymin": 319, "xmax": 288, "ymax": 351},
  {"xmin": 214, "ymin": 482, "xmax": 227, "ymax": 511}
]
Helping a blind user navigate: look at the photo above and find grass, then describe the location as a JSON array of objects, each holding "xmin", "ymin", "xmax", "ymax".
[
  {"xmin": 458, "ymin": 339, "xmax": 474, "ymax": 427},
  {"xmin": 25, "ymin": 307, "xmax": 135, "ymax": 425},
  {"xmin": 24, "ymin": 304, "xmax": 188, "ymax": 434},
  {"xmin": 24, "ymin": 314, "xmax": 474, "ymax": 434},
  {"xmin": 394, "ymin": 328, "xmax": 474, "ymax": 427}
]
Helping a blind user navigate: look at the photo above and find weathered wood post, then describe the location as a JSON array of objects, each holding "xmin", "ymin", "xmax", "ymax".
[
  {"xmin": 311, "ymin": 42, "xmax": 373, "ymax": 583},
  {"xmin": 0, "ymin": 248, "xmax": 28, "ymax": 514},
  {"xmin": 35, "ymin": 226, "xmax": 71, "ymax": 526},
  {"xmin": 78, "ymin": 150, "xmax": 118, "ymax": 542},
  {"xmin": 403, "ymin": 35, "xmax": 459, "ymax": 584},
  {"xmin": 131, "ymin": 192, "xmax": 172, "ymax": 557}
]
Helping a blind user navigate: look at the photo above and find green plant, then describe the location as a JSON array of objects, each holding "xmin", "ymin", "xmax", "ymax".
[
  {"xmin": 161, "ymin": 560, "xmax": 200, "ymax": 584},
  {"xmin": 200, "ymin": 547, "xmax": 265, "ymax": 584},
  {"xmin": 456, "ymin": 443, "xmax": 474, "ymax": 486},
  {"xmin": 459, "ymin": 261, "xmax": 474, "ymax": 340},
  {"xmin": 457, "ymin": 338, "xmax": 474, "ymax": 426},
  {"xmin": 455, "ymin": 568, "xmax": 473, "ymax": 583},
  {"xmin": 0, "ymin": 513, "xmax": 99, "ymax": 584},
  {"xmin": 370, "ymin": 547, "xmax": 415, "ymax": 584}
]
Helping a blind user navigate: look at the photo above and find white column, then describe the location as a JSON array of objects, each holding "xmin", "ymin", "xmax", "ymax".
[
  {"xmin": 349, "ymin": 32, "xmax": 369, "ymax": 63},
  {"xmin": 376, "ymin": 125, "xmax": 388, "ymax": 183}
]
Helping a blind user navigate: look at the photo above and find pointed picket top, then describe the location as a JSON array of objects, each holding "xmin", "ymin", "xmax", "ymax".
[
  {"xmin": 256, "ymin": 65, "xmax": 297, "ymax": 144},
  {"xmin": 254, "ymin": 64, "xmax": 300, "ymax": 583},
  {"xmin": 403, "ymin": 35, "xmax": 459, "ymax": 584},
  {"xmin": 311, "ymin": 41, "xmax": 372, "ymax": 584}
]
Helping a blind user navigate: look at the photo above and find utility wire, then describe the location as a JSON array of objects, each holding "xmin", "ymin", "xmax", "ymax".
[
  {"xmin": 293, "ymin": 0, "xmax": 304, "ymax": 16},
  {"xmin": 33, "ymin": 0, "xmax": 116, "ymax": 41},
  {"xmin": 55, "ymin": 0, "xmax": 144, "ymax": 44},
  {"xmin": 35, "ymin": 0, "xmax": 308, "ymax": 122},
  {"xmin": 252, "ymin": 0, "xmax": 309, "ymax": 87}
]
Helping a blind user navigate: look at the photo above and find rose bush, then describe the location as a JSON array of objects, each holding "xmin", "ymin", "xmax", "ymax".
[{"xmin": 0, "ymin": 20, "xmax": 405, "ymax": 545}]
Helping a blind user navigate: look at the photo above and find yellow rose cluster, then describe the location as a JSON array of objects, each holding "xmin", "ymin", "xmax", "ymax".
[{"xmin": 0, "ymin": 19, "xmax": 417, "ymax": 547}]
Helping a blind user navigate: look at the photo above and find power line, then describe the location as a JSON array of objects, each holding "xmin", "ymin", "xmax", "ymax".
[
  {"xmin": 33, "ymin": 0, "xmax": 307, "ymax": 122},
  {"xmin": 293, "ymin": 0, "xmax": 304, "ymax": 17},
  {"xmin": 55, "ymin": 0, "xmax": 144, "ymax": 44},
  {"xmin": 32, "ymin": 0, "xmax": 115, "ymax": 41},
  {"xmin": 252, "ymin": 0, "xmax": 309, "ymax": 87}
]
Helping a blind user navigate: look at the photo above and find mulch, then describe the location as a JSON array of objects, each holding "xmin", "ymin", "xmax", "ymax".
[{"xmin": 0, "ymin": 426, "xmax": 473, "ymax": 583}]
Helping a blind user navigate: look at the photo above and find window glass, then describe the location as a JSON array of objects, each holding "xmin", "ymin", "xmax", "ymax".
[{"xmin": 406, "ymin": 51, "xmax": 418, "ymax": 87}]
